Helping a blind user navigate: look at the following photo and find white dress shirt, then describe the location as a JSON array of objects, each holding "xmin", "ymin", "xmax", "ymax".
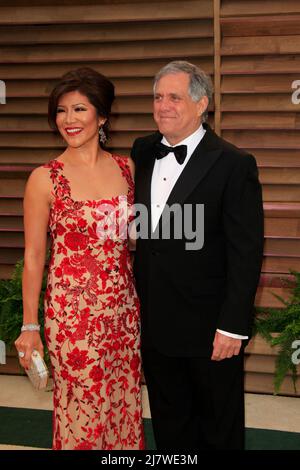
[{"xmin": 151, "ymin": 124, "xmax": 248, "ymax": 340}]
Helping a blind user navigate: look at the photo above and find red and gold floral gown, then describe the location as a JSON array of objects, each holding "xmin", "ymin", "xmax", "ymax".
[{"xmin": 43, "ymin": 156, "xmax": 144, "ymax": 450}]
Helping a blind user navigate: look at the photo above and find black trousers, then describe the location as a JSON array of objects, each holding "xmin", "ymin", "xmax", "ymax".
[{"xmin": 142, "ymin": 346, "xmax": 245, "ymax": 450}]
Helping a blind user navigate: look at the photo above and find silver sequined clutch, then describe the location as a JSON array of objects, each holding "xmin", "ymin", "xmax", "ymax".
[{"xmin": 25, "ymin": 350, "xmax": 49, "ymax": 390}]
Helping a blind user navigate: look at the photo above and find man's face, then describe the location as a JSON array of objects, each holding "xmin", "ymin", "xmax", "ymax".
[{"xmin": 153, "ymin": 72, "xmax": 208, "ymax": 145}]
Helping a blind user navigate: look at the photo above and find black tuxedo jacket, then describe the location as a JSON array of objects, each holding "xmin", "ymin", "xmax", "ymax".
[{"xmin": 131, "ymin": 123, "xmax": 264, "ymax": 357}]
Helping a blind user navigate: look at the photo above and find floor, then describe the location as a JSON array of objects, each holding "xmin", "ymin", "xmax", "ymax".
[{"xmin": 0, "ymin": 375, "xmax": 299, "ymax": 450}]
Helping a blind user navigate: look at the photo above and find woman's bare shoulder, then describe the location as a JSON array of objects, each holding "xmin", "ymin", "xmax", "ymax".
[{"xmin": 25, "ymin": 163, "xmax": 54, "ymax": 195}]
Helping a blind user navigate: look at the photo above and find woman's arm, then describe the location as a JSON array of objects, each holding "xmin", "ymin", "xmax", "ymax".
[{"xmin": 15, "ymin": 167, "xmax": 52, "ymax": 369}]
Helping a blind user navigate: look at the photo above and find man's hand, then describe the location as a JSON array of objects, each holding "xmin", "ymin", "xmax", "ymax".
[{"xmin": 211, "ymin": 331, "xmax": 242, "ymax": 361}]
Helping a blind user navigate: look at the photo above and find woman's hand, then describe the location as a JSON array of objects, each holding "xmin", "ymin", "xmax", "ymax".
[{"xmin": 15, "ymin": 331, "xmax": 44, "ymax": 370}]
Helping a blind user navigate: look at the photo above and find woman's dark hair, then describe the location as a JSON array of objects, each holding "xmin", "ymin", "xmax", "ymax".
[{"xmin": 48, "ymin": 67, "xmax": 115, "ymax": 147}]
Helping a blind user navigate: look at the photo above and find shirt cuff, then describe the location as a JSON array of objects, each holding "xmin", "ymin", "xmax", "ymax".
[{"xmin": 217, "ymin": 329, "xmax": 248, "ymax": 340}]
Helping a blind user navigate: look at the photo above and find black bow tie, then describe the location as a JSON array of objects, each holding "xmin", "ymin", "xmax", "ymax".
[{"xmin": 155, "ymin": 142, "xmax": 187, "ymax": 165}]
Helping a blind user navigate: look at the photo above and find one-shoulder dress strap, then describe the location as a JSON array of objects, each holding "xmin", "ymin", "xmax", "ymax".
[
  {"xmin": 43, "ymin": 159, "xmax": 71, "ymax": 200},
  {"xmin": 111, "ymin": 154, "xmax": 134, "ymax": 193}
]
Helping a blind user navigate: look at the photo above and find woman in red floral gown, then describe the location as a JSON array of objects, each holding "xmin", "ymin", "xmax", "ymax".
[{"xmin": 15, "ymin": 68, "xmax": 144, "ymax": 450}]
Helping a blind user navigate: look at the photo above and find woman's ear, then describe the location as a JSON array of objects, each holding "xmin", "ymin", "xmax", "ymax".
[{"xmin": 98, "ymin": 118, "xmax": 107, "ymax": 127}]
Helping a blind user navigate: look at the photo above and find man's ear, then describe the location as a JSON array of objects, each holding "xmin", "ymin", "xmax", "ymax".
[{"xmin": 197, "ymin": 96, "xmax": 209, "ymax": 117}]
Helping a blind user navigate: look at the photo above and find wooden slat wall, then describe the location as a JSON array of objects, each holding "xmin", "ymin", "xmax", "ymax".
[
  {"xmin": 0, "ymin": 0, "xmax": 214, "ymax": 278},
  {"xmin": 1, "ymin": 0, "xmax": 300, "ymax": 395},
  {"xmin": 220, "ymin": 0, "xmax": 300, "ymax": 395},
  {"xmin": 220, "ymin": 0, "xmax": 300, "ymax": 292}
]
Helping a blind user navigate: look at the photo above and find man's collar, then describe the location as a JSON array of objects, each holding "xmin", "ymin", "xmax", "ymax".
[{"xmin": 161, "ymin": 124, "xmax": 205, "ymax": 148}]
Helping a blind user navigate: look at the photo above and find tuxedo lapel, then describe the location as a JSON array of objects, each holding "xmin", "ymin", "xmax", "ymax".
[
  {"xmin": 166, "ymin": 130, "xmax": 222, "ymax": 208},
  {"xmin": 153, "ymin": 124, "xmax": 223, "ymax": 234}
]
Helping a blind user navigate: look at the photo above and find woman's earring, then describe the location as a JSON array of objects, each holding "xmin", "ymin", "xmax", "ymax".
[{"xmin": 99, "ymin": 126, "xmax": 107, "ymax": 144}]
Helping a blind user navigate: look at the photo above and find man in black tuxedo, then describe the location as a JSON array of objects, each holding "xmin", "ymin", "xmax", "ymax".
[{"xmin": 131, "ymin": 61, "xmax": 264, "ymax": 450}]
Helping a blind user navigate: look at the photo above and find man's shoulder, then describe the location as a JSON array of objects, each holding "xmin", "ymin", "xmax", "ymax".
[
  {"xmin": 204, "ymin": 123, "xmax": 254, "ymax": 165},
  {"xmin": 218, "ymin": 135, "xmax": 249, "ymax": 158},
  {"xmin": 132, "ymin": 132, "xmax": 160, "ymax": 149},
  {"xmin": 131, "ymin": 132, "xmax": 161, "ymax": 163},
  {"xmin": 217, "ymin": 134, "xmax": 256, "ymax": 167}
]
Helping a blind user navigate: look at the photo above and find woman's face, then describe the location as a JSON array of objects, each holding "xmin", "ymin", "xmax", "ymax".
[{"xmin": 56, "ymin": 90, "xmax": 104, "ymax": 148}]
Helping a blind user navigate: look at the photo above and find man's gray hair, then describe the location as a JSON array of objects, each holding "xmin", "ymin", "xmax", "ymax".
[{"xmin": 153, "ymin": 60, "xmax": 213, "ymax": 121}]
